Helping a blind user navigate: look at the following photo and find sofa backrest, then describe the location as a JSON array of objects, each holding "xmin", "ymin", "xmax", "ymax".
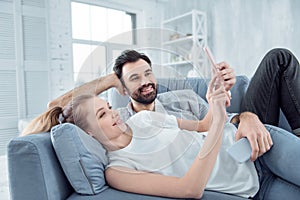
[{"xmin": 108, "ymin": 75, "xmax": 250, "ymax": 114}]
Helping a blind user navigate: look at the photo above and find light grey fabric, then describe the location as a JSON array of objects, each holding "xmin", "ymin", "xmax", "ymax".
[
  {"xmin": 157, "ymin": 89, "xmax": 208, "ymax": 120},
  {"xmin": 51, "ymin": 123, "xmax": 108, "ymax": 195},
  {"xmin": 117, "ymin": 89, "xmax": 209, "ymax": 123}
]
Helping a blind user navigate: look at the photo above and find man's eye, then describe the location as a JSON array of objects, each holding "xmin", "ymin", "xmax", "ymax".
[
  {"xmin": 130, "ymin": 76, "xmax": 139, "ymax": 81},
  {"xmin": 108, "ymin": 106, "xmax": 112, "ymax": 109},
  {"xmin": 145, "ymin": 72, "xmax": 152, "ymax": 76}
]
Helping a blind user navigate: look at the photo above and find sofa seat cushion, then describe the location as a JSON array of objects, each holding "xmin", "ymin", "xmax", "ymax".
[{"xmin": 67, "ymin": 188, "xmax": 247, "ymax": 200}]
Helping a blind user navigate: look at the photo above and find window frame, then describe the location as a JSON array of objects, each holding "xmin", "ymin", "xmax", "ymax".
[{"xmin": 70, "ymin": 0, "xmax": 141, "ymax": 83}]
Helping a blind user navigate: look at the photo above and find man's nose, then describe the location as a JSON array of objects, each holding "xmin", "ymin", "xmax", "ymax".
[{"xmin": 141, "ymin": 75, "xmax": 150, "ymax": 86}]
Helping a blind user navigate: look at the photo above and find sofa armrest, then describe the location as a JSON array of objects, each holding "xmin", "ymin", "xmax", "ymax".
[{"xmin": 7, "ymin": 133, "xmax": 73, "ymax": 200}]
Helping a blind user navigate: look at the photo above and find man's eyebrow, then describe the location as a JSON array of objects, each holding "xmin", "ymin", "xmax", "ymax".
[{"xmin": 145, "ymin": 69, "xmax": 152, "ymax": 73}]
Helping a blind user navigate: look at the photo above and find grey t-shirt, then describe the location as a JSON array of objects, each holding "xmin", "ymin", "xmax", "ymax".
[{"xmin": 117, "ymin": 89, "xmax": 209, "ymax": 122}]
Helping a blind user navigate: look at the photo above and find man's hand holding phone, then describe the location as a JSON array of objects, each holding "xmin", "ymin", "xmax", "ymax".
[
  {"xmin": 203, "ymin": 47, "xmax": 236, "ymax": 92},
  {"xmin": 204, "ymin": 47, "xmax": 232, "ymax": 106}
]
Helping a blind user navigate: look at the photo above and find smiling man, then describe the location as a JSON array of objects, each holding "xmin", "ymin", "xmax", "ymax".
[{"xmin": 48, "ymin": 48, "xmax": 300, "ymax": 161}]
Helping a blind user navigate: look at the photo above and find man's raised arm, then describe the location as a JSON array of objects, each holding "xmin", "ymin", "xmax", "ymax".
[{"xmin": 48, "ymin": 73, "xmax": 124, "ymax": 108}]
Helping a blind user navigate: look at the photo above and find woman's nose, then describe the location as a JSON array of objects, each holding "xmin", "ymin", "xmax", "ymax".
[{"xmin": 112, "ymin": 110, "xmax": 119, "ymax": 118}]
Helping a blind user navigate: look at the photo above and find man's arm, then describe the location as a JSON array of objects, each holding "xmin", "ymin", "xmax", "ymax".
[
  {"xmin": 48, "ymin": 73, "xmax": 124, "ymax": 108},
  {"xmin": 232, "ymin": 112, "xmax": 273, "ymax": 161}
]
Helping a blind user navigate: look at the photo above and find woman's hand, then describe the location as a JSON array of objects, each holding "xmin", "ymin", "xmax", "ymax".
[{"xmin": 206, "ymin": 73, "xmax": 231, "ymax": 110}]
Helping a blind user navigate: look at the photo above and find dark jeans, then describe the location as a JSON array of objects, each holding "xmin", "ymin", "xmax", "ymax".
[{"xmin": 241, "ymin": 48, "xmax": 300, "ymax": 135}]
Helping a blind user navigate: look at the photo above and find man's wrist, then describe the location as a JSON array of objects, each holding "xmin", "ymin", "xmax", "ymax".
[{"xmin": 239, "ymin": 111, "xmax": 258, "ymax": 121}]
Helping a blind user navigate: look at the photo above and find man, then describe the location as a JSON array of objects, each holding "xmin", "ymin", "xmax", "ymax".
[{"xmin": 48, "ymin": 48, "xmax": 300, "ymax": 161}]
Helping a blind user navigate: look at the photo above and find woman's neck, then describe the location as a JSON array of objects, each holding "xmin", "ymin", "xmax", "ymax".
[{"xmin": 105, "ymin": 125, "xmax": 133, "ymax": 151}]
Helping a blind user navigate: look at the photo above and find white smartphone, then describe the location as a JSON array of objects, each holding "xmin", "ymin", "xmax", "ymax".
[
  {"xmin": 203, "ymin": 46, "xmax": 219, "ymax": 74},
  {"xmin": 227, "ymin": 138, "xmax": 252, "ymax": 163}
]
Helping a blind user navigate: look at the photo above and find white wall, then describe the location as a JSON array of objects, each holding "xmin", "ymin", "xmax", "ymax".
[
  {"xmin": 162, "ymin": 0, "xmax": 300, "ymax": 77},
  {"xmin": 48, "ymin": 0, "xmax": 164, "ymax": 100}
]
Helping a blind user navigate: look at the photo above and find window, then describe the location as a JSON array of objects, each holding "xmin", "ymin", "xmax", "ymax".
[{"xmin": 71, "ymin": 1, "xmax": 136, "ymax": 84}]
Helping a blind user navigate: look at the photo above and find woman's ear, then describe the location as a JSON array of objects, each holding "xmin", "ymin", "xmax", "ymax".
[
  {"xmin": 86, "ymin": 130, "xmax": 94, "ymax": 137},
  {"xmin": 123, "ymin": 88, "xmax": 128, "ymax": 95}
]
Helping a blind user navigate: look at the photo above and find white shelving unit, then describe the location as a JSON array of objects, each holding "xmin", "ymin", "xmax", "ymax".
[{"xmin": 161, "ymin": 10, "xmax": 208, "ymax": 77}]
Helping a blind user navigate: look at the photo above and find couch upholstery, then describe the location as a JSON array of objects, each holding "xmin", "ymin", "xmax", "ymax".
[{"xmin": 7, "ymin": 76, "xmax": 290, "ymax": 200}]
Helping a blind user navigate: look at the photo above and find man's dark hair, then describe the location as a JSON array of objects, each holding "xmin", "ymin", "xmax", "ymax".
[{"xmin": 113, "ymin": 50, "xmax": 152, "ymax": 79}]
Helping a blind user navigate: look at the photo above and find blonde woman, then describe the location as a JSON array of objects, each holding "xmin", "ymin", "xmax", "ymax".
[{"xmin": 23, "ymin": 75, "xmax": 300, "ymax": 199}]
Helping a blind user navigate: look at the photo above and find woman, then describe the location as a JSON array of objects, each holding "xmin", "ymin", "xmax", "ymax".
[{"xmin": 23, "ymin": 75, "xmax": 300, "ymax": 199}]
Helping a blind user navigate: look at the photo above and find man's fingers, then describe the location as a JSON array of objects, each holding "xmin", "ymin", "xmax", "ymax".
[
  {"xmin": 264, "ymin": 129, "xmax": 273, "ymax": 151},
  {"xmin": 248, "ymin": 136, "xmax": 259, "ymax": 161},
  {"xmin": 257, "ymin": 133, "xmax": 266, "ymax": 156}
]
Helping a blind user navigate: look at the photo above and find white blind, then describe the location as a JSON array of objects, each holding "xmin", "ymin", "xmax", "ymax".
[
  {"xmin": 0, "ymin": 0, "xmax": 49, "ymax": 155},
  {"xmin": 0, "ymin": 71, "xmax": 18, "ymax": 118},
  {"xmin": 23, "ymin": 16, "xmax": 47, "ymax": 61},
  {"xmin": 0, "ymin": 13, "xmax": 15, "ymax": 60},
  {"xmin": 21, "ymin": 0, "xmax": 45, "ymax": 8},
  {"xmin": 25, "ymin": 71, "xmax": 49, "ymax": 116},
  {"xmin": 0, "ymin": 10, "xmax": 18, "ymax": 155}
]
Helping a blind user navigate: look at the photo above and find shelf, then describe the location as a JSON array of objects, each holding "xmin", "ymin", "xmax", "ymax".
[
  {"xmin": 161, "ymin": 10, "xmax": 208, "ymax": 76},
  {"xmin": 162, "ymin": 60, "xmax": 193, "ymax": 66},
  {"xmin": 162, "ymin": 58, "xmax": 205, "ymax": 67},
  {"xmin": 163, "ymin": 10, "xmax": 206, "ymax": 25},
  {"xmin": 163, "ymin": 35, "xmax": 205, "ymax": 46}
]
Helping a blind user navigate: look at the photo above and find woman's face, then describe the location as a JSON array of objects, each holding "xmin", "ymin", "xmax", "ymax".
[{"xmin": 83, "ymin": 97, "xmax": 127, "ymax": 144}]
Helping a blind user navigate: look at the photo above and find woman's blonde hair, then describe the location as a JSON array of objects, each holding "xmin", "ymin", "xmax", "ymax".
[{"xmin": 22, "ymin": 94, "xmax": 95, "ymax": 136}]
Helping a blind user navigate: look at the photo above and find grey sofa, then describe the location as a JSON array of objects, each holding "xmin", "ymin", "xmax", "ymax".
[{"xmin": 7, "ymin": 76, "xmax": 290, "ymax": 200}]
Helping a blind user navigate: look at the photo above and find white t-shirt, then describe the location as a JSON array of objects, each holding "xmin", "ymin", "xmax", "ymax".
[{"xmin": 107, "ymin": 111, "xmax": 259, "ymax": 198}]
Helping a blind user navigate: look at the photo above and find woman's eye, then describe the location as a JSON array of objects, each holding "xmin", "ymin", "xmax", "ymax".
[{"xmin": 99, "ymin": 112, "xmax": 105, "ymax": 118}]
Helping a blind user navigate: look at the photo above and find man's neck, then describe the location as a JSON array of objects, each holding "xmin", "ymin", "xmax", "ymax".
[{"xmin": 131, "ymin": 101, "xmax": 155, "ymax": 113}]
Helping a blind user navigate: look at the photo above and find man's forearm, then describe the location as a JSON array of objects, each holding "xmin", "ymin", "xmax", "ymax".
[{"xmin": 48, "ymin": 73, "xmax": 119, "ymax": 108}]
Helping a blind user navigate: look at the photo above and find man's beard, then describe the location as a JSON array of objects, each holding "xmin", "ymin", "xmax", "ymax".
[{"xmin": 130, "ymin": 83, "xmax": 157, "ymax": 105}]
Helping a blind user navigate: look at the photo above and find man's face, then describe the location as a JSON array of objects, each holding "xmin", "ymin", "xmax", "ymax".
[{"xmin": 121, "ymin": 59, "xmax": 157, "ymax": 105}]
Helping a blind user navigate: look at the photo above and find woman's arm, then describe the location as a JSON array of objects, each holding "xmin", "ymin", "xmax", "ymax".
[
  {"xmin": 106, "ymin": 114, "xmax": 225, "ymax": 198},
  {"xmin": 176, "ymin": 107, "xmax": 212, "ymax": 132},
  {"xmin": 177, "ymin": 75, "xmax": 230, "ymax": 132},
  {"xmin": 105, "ymin": 76, "xmax": 228, "ymax": 199},
  {"xmin": 47, "ymin": 73, "xmax": 124, "ymax": 108}
]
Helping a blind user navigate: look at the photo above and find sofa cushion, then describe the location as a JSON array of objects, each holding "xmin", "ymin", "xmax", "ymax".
[{"xmin": 50, "ymin": 123, "xmax": 108, "ymax": 195}]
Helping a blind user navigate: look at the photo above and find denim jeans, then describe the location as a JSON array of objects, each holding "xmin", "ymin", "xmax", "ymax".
[
  {"xmin": 241, "ymin": 48, "xmax": 300, "ymax": 135},
  {"xmin": 253, "ymin": 125, "xmax": 300, "ymax": 200}
]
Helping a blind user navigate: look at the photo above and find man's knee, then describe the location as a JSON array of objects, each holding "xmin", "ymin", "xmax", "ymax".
[
  {"xmin": 265, "ymin": 48, "xmax": 293, "ymax": 61},
  {"xmin": 262, "ymin": 48, "xmax": 297, "ymax": 71}
]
